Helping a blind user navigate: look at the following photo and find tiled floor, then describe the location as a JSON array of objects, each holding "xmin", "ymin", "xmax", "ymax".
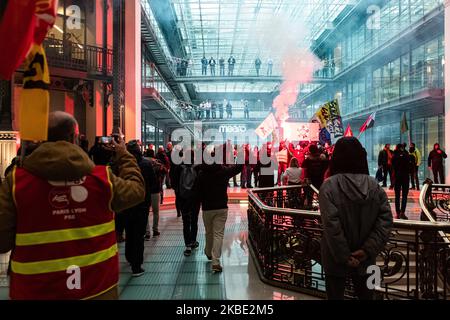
[
  {"xmin": 118, "ymin": 202, "xmax": 316, "ymax": 300},
  {"xmin": 0, "ymin": 187, "xmax": 423, "ymax": 300}
]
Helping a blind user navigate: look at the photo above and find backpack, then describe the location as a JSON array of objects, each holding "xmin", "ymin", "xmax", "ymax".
[
  {"xmin": 179, "ymin": 165, "xmax": 197, "ymax": 199},
  {"xmin": 375, "ymin": 167, "xmax": 383, "ymax": 183}
]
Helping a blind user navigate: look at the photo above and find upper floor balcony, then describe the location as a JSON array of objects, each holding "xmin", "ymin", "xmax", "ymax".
[
  {"xmin": 167, "ymin": 59, "xmax": 334, "ymax": 85},
  {"xmin": 42, "ymin": 37, "xmax": 113, "ymax": 80}
]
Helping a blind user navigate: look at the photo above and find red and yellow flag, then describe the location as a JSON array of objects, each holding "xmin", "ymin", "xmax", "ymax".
[
  {"xmin": 20, "ymin": 44, "xmax": 51, "ymax": 141},
  {"xmin": 19, "ymin": 0, "xmax": 58, "ymax": 141},
  {"xmin": 0, "ymin": 0, "xmax": 36, "ymax": 79}
]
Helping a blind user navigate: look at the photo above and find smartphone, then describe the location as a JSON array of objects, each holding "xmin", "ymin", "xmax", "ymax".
[{"xmin": 100, "ymin": 136, "xmax": 113, "ymax": 144}]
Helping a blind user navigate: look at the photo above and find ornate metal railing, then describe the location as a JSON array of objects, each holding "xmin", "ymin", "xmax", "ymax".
[
  {"xmin": 248, "ymin": 184, "xmax": 450, "ymax": 300},
  {"xmin": 420, "ymin": 179, "xmax": 450, "ymax": 223}
]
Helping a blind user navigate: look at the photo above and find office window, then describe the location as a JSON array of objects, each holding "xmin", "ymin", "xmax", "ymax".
[{"xmin": 411, "ymin": 44, "xmax": 425, "ymax": 92}]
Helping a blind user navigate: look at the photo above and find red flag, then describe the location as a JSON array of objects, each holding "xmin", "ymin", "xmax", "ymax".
[
  {"xmin": 344, "ymin": 124, "xmax": 353, "ymax": 137},
  {"xmin": 0, "ymin": 0, "xmax": 36, "ymax": 79},
  {"xmin": 15, "ymin": 0, "xmax": 57, "ymax": 141},
  {"xmin": 359, "ymin": 112, "xmax": 376, "ymax": 134},
  {"xmin": 34, "ymin": 0, "xmax": 59, "ymax": 44}
]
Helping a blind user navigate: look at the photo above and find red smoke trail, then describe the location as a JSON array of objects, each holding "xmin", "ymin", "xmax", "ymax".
[{"xmin": 273, "ymin": 48, "xmax": 321, "ymax": 122}]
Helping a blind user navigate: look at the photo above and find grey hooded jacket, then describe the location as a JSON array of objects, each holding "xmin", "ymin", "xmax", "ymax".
[{"xmin": 319, "ymin": 174, "xmax": 393, "ymax": 277}]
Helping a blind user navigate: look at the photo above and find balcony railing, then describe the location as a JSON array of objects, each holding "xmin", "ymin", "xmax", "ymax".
[
  {"xmin": 42, "ymin": 38, "xmax": 113, "ymax": 76},
  {"xmin": 169, "ymin": 59, "xmax": 334, "ymax": 80},
  {"xmin": 248, "ymin": 182, "xmax": 450, "ymax": 300}
]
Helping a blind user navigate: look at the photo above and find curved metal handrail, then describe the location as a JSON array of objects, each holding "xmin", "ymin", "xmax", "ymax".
[
  {"xmin": 249, "ymin": 184, "xmax": 450, "ymax": 231},
  {"xmin": 419, "ymin": 180, "xmax": 450, "ymax": 243}
]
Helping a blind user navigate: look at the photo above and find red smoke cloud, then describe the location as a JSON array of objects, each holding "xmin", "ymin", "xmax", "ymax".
[{"xmin": 273, "ymin": 48, "xmax": 321, "ymax": 121}]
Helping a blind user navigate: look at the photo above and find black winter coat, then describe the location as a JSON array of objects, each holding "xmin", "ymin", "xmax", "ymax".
[
  {"xmin": 196, "ymin": 164, "xmax": 243, "ymax": 211},
  {"xmin": 319, "ymin": 174, "xmax": 393, "ymax": 277},
  {"xmin": 428, "ymin": 149, "xmax": 447, "ymax": 169},
  {"xmin": 392, "ymin": 150, "xmax": 411, "ymax": 181}
]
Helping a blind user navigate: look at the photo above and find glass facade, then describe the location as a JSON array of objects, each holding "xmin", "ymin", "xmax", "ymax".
[
  {"xmin": 51, "ymin": 0, "xmax": 87, "ymax": 48},
  {"xmin": 327, "ymin": 35, "xmax": 445, "ymax": 118},
  {"xmin": 299, "ymin": 0, "xmax": 445, "ymax": 179},
  {"xmin": 141, "ymin": 0, "xmax": 446, "ymax": 182},
  {"xmin": 333, "ymin": 0, "xmax": 443, "ymax": 73}
]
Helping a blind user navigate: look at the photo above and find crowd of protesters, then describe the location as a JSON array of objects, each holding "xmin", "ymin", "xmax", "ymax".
[
  {"xmin": 0, "ymin": 111, "xmax": 444, "ymax": 301},
  {"xmin": 377, "ymin": 142, "xmax": 446, "ymax": 219}
]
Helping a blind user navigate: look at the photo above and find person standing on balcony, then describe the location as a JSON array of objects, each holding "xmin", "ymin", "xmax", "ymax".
[
  {"xmin": 228, "ymin": 55, "xmax": 236, "ymax": 76},
  {"xmin": 428, "ymin": 143, "xmax": 447, "ymax": 185},
  {"xmin": 319, "ymin": 137, "xmax": 393, "ymax": 300},
  {"xmin": 200, "ymin": 102, "xmax": 205, "ymax": 120},
  {"xmin": 211, "ymin": 102, "xmax": 217, "ymax": 119},
  {"xmin": 197, "ymin": 102, "xmax": 203, "ymax": 120},
  {"xmin": 255, "ymin": 57, "xmax": 261, "ymax": 76},
  {"xmin": 186, "ymin": 104, "xmax": 193, "ymax": 120},
  {"xmin": 226, "ymin": 101, "xmax": 233, "ymax": 119},
  {"xmin": 243, "ymin": 100, "xmax": 250, "ymax": 119},
  {"xmin": 219, "ymin": 57, "xmax": 225, "ymax": 76},
  {"xmin": 181, "ymin": 59, "xmax": 188, "ymax": 76},
  {"xmin": 201, "ymin": 56, "xmax": 208, "ymax": 75},
  {"xmin": 267, "ymin": 57, "xmax": 273, "ymax": 76},
  {"xmin": 219, "ymin": 100, "xmax": 225, "ymax": 119},
  {"xmin": 205, "ymin": 100, "xmax": 211, "ymax": 119},
  {"xmin": 209, "ymin": 57, "xmax": 216, "ymax": 76}
]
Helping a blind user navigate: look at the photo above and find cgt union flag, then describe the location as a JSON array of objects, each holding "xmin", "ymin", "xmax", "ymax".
[
  {"xmin": 20, "ymin": 0, "xmax": 58, "ymax": 141},
  {"xmin": 0, "ymin": 0, "xmax": 36, "ymax": 79},
  {"xmin": 0, "ymin": 0, "xmax": 58, "ymax": 79}
]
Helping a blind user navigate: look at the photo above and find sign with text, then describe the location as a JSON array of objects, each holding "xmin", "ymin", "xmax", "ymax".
[
  {"xmin": 326, "ymin": 99, "xmax": 344, "ymax": 138},
  {"xmin": 284, "ymin": 122, "xmax": 320, "ymax": 141},
  {"xmin": 255, "ymin": 113, "xmax": 278, "ymax": 139}
]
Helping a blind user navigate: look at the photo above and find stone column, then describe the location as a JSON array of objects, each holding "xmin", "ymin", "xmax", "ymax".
[{"xmin": 124, "ymin": 0, "xmax": 142, "ymax": 140}]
